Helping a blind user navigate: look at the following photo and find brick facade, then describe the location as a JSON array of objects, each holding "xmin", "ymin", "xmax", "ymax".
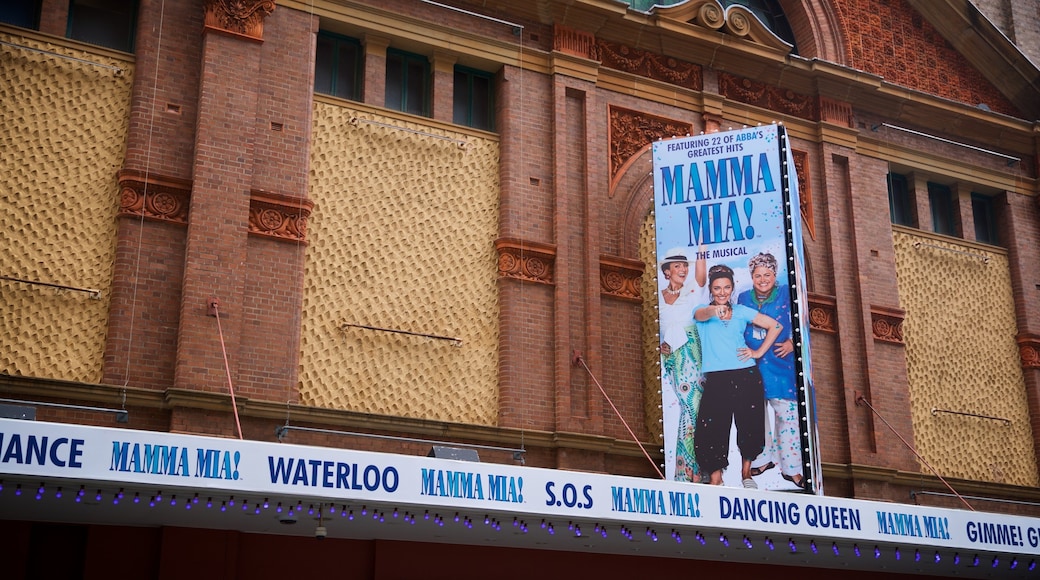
[{"xmin": 3, "ymin": 2, "xmax": 1040, "ymax": 571}]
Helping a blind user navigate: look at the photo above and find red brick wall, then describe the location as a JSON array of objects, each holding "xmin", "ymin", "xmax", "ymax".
[
  {"xmin": 122, "ymin": 0, "xmax": 204, "ymax": 180},
  {"xmin": 103, "ymin": 221, "xmax": 185, "ymax": 390},
  {"xmin": 834, "ymin": 0, "xmax": 1019, "ymax": 116},
  {"xmin": 105, "ymin": 0, "xmax": 203, "ymax": 390}
]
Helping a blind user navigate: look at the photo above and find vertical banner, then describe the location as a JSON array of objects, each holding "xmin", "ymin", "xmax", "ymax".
[{"xmin": 653, "ymin": 124, "xmax": 819, "ymax": 493}]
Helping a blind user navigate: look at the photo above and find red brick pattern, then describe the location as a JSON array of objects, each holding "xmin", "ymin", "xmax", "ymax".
[{"xmin": 834, "ymin": 0, "xmax": 1019, "ymax": 116}]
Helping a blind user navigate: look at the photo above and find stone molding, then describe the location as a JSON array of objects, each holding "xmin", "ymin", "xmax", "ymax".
[
  {"xmin": 807, "ymin": 292, "xmax": 837, "ymax": 334},
  {"xmin": 203, "ymin": 0, "xmax": 275, "ymax": 41},
  {"xmin": 495, "ymin": 238, "xmax": 556, "ymax": 285},
  {"xmin": 870, "ymin": 304, "xmax": 906, "ymax": 344},
  {"xmin": 117, "ymin": 169, "xmax": 192, "ymax": 225},
  {"xmin": 247, "ymin": 190, "xmax": 313, "ymax": 243},
  {"xmin": 599, "ymin": 255, "xmax": 645, "ymax": 302},
  {"xmin": 1018, "ymin": 333, "xmax": 1040, "ymax": 369}
]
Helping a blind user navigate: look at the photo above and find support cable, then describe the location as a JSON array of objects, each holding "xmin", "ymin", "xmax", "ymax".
[
  {"xmin": 574, "ymin": 353, "xmax": 665, "ymax": 479},
  {"xmin": 855, "ymin": 393, "xmax": 973, "ymax": 511},
  {"xmin": 211, "ymin": 301, "xmax": 244, "ymax": 440}
]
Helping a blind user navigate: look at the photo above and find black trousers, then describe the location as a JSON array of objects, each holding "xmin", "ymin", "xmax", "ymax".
[{"xmin": 694, "ymin": 367, "xmax": 766, "ymax": 474}]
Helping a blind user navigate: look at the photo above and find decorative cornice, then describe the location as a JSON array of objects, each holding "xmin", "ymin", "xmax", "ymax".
[
  {"xmin": 870, "ymin": 304, "xmax": 906, "ymax": 344},
  {"xmin": 608, "ymin": 106, "xmax": 693, "ymax": 190},
  {"xmin": 807, "ymin": 292, "xmax": 837, "ymax": 334},
  {"xmin": 597, "ymin": 38, "xmax": 702, "ymax": 90},
  {"xmin": 1017, "ymin": 333, "xmax": 1040, "ymax": 369},
  {"xmin": 495, "ymin": 238, "xmax": 556, "ymax": 285},
  {"xmin": 719, "ymin": 72, "xmax": 818, "ymax": 121},
  {"xmin": 117, "ymin": 169, "xmax": 191, "ymax": 225},
  {"xmin": 599, "ymin": 255, "xmax": 644, "ymax": 302},
  {"xmin": 248, "ymin": 190, "xmax": 313, "ymax": 243},
  {"xmin": 791, "ymin": 149, "xmax": 815, "ymax": 241},
  {"xmin": 203, "ymin": 0, "xmax": 275, "ymax": 41}
]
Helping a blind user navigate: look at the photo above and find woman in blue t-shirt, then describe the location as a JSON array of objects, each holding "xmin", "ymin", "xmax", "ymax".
[{"xmin": 693, "ymin": 264, "xmax": 782, "ymax": 489}]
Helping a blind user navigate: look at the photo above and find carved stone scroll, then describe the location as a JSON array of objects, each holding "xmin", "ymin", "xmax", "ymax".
[{"xmin": 1018, "ymin": 333, "xmax": 1040, "ymax": 369}]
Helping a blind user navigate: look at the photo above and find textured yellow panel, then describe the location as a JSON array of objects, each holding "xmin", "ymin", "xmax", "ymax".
[
  {"xmin": 894, "ymin": 229, "xmax": 1037, "ymax": 486},
  {"xmin": 301, "ymin": 103, "xmax": 500, "ymax": 425},
  {"xmin": 639, "ymin": 214, "xmax": 664, "ymax": 445},
  {"xmin": 0, "ymin": 33, "xmax": 131, "ymax": 381}
]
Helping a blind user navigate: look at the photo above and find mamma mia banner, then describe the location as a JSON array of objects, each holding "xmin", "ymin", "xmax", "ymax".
[
  {"xmin": 0, "ymin": 418, "xmax": 1038, "ymax": 556},
  {"xmin": 652, "ymin": 124, "xmax": 819, "ymax": 493}
]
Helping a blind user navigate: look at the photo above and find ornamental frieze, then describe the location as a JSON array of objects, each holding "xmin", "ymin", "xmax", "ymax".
[
  {"xmin": 117, "ymin": 169, "xmax": 191, "ymax": 225},
  {"xmin": 870, "ymin": 305, "xmax": 905, "ymax": 344},
  {"xmin": 597, "ymin": 39, "xmax": 702, "ymax": 90},
  {"xmin": 495, "ymin": 238, "xmax": 555, "ymax": 285},
  {"xmin": 719, "ymin": 72, "xmax": 818, "ymax": 121},
  {"xmin": 807, "ymin": 293, "xmax": 837, "ymax": 334},
  {"xmin": 204, "ymin": 0, "xmax": 275, "ymax": 41},
  {"xmin": 600, "ymin": 255, "xmax": 644, "ymax": 302},
  {"xmin": 608, "ymin": 106, "xmax": 693, "ymax": 190},
  {"xmin": 248, "ymin": 190, "xmax": 313, "ymax": 243}
]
